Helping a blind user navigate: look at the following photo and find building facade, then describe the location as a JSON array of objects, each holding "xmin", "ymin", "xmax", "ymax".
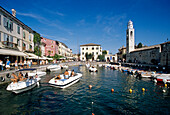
[
  {"xmin": 41, "ymin": 37, "xmax": 58, "ymax": 57},
  {"xmin": 80, "ymin": 43, "xmax": 102, "ymax": 61},
  {"xmin": 160, "ymin": 41, "xmax": 170, "ymax": 66},
  {"xmin": 0, "ymin": 6, "xmax": 34, "ymax": 63},
  {"xmin": 58, "ymin": 41, "xmax": 72, "ymax": 57}
]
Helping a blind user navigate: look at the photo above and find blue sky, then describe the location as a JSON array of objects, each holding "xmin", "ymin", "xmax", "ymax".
[{"xmin": 0, "ymin": 0, "xmax": 170, "ymax": 54}]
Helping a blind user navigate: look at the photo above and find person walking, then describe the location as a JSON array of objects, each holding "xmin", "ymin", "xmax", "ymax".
[
  {"xmin": 0, "ymin": 60, "xmax": 3, "ymax": 71},
  {"xmin": 15, "ymin": 60, "xmax": 18, "ymax": 70},
  {"xmin": 6, "ymin": 59, "xmax": 11, "ymax": 70},
  {"xmin": 24, "ymin": 59, "xmax": 27, "ymax": 68}
]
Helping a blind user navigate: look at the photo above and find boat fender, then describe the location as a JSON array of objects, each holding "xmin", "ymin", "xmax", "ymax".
[
  {"xmin": 6, "ymin": 73, "xmax": 11, "ymax": 78},
  {"xmin": 0, "ymin": 77, "xmax": 5, "ymax": 82}
]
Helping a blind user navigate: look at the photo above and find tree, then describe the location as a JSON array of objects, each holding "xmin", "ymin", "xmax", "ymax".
[
  {"xmin": 97, "ymin": 55, "xmax": 105, "ymax": 61},
  {"xmin": 33, "ymin": 32, "xmax": 41, "ymax": 46},
  {"xmin": 34, "ymin": 46, "xmax": 41, "ymax": 56},
  {"xmin": 53, "ymin": 54, "xmax": 63, "ymax": 60},
  {"xmin": 33, "ymin": 32, "xmax": 41, "ymax": 56},
  {"xmin": 85, "ymin": 53, "xmax": 93, "ymax": 61},
  {"xmin": 48, "ymin": 50, "xmax": 51, "ymax": 57},
  {"xmin": 102, "ymin": 50, "xmax": 107, "ymax": 55},
  {"xmin": 137, "ymin": 42, "xmax": 143, "ymax": 48}
]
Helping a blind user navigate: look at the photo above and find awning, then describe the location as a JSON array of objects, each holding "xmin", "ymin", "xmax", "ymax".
[
  {"xmin": 25, "ymin": 52, "xmax": 42, "ymax": 59},
  {"xmin": 0, "ymin": 49, "xmax": 28, "ymax": 57},
  {"xmin": 41, "ymin": 56, "xmax": 53, "ymax": 60}
]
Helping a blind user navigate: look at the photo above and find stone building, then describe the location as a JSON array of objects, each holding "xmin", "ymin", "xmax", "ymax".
[
  {"xmin": 160, "ymin": 41, "xmax": 170, "ymax": 66},
  {"xmin": 125, "ymin": 20, "xmax": 169, "ymax": 66}
]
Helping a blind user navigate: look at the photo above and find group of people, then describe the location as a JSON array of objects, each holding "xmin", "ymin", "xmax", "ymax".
[
  {"xmin": 0, "ymin": 59, "xmax": 33, "ymax": 71},
  {"xmin": 10, "ymin": 72, "xmax": 27, "ymax": 83},
  {"xmin": 0, "ymin": 59, "xmax": 11, "ymax": 71},
  {"xmin": 55, "ymin": 69, "xmax": 75, "ymax": 80}
]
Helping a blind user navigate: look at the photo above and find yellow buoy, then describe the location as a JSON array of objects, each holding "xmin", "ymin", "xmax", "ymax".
[
  {"xmin": 165, "ymin": 84, "xmax": 167, "ymax": 87},
  {"xmin": 89, "ymin": 85, "xmax": 92, "ymax": 89},
  {"xmin": 142, "ymin": 88, "xmax": 145, "ymax": 92},
  {"xmin": 111, "ymin": 88, "xmax": 114, "ymax": 92},
  {"xmin": 129, "ymin": 89, "xmax": 132, "ymax": 93}
]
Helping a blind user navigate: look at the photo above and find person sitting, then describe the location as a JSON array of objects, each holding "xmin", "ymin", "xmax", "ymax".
[
  {"xmin": 55, "ymin": 74, "xmax": 61, "ymax": 80},
  {"xmin": 64, "ymin": 70, "xmax": 69, "ymax": 79},
  {"xmin": 25, "ymin": 72, "xmax": 28, "ymax": 78},
  {"xmin": 10, "ymin": 73, "xmax": 18, "ymax": 83},
  {"xmin": 71, "ymin": 70, "xmax": 75, "ymax": 77},
  {"xmin": 18, "ymin": 72, "xmax": 26, "ymax": 81}
]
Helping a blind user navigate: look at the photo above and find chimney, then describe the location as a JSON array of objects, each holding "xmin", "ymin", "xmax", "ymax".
[{"xmin": 12, "ymin": 9, "xmax": 16, "ymax": 17}]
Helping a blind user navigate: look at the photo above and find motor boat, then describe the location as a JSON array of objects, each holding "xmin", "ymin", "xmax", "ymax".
[
  {"xmin": 47, "ymin": 64, "xmax": 61, "ymax": 71},
  {"xmin": 49, "ymin": 72, "xmax": 82, "ymax": 88},
  {"xmin": 6, "ymin": 68, "xmax": 42, "ymax": 94},
  {"xmin": 89, "ymin": 67, "xmax": 98, "ymax": 72},
  {"xmin": 61, "ymin": 65, "xmax": 68, "ymax": 69}
]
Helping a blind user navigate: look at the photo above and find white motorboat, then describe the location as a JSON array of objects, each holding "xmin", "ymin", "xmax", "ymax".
[
  {"xmin": 89, "ymin": 67, "xmax": 98, "ymax": 72},
  {"xmin": 18, "ymin": 68, "xmax": 46, "ymax": 77},
  {"xmin": 49, "ymin": 73, "xmax": 82, "ymax": 88},
  {"xmin": 61, "ymin": 65, "xmax": 68, "ymax": 69},
  {"xmin": 47, "ymin": 64, "xmax": 61, "ymax": 71},
  {"xmin": 6, "ymin": 69, "xmax": 42, "ymax": 94},
  {"xmin": 6, "ymin": 78, "xmax": 41, "ymax": 94}
]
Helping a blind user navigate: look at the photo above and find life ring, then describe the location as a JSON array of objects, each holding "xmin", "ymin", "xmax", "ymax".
[
  {"xmin": 6, "ymin": 73, "xmax": 11, "ymax": 78},
  {"xmin": 0, "ymin": 77, "xmax": 5, "ymax": 82}
]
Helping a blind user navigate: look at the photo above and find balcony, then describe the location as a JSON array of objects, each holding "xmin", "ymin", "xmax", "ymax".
[{"xmin": 2, "ymin": 41, "xmax": 18, "ymax": 49}]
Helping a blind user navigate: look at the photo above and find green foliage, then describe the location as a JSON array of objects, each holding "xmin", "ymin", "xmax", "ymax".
[
  {"xmin": 137, "ymin": 42, "xmax": 143, "ymax": 48},
  {"xmin": 33, "ymin": 32, "xmax": 41, "ymax": 45},
  {"xmin": 102, "ymin": 50, "xmax": 107, "ymax": 55},
  {"xmin": 34, "ymin": 46, "xmax": 41, "ymax": 56},
  {"xmin": 48, "ymin": 50, "xmax": 51, "ymax": 56},
  {"xmin": 53, "ymin": 54, "xmax": 63, "ymax": 59},
  {"xmin": 85, "ymin": 53, "xmax": 93, "ymax": 61},
  {"xmin": 97, "ymin": 55, "xmax": 105, "ymax": 61}
]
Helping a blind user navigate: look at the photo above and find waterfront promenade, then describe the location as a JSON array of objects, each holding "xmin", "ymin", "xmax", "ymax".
[{"xmin": 0, "ymin": 61, "xmax": 107, "ymax": 85}]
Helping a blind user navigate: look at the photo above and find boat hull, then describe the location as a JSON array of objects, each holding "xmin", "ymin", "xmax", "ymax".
[{"xmin": 49, "ymin": 73, "xmax": 82, "ymax": 88}]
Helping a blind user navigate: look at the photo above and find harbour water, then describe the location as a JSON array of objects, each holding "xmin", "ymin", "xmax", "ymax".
[{"xmin": 0, "ymin": 66, "xmax": 170, "ymax": 115}]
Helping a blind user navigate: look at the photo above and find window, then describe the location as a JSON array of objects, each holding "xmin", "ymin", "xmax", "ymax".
[
  {"xmin": 82, "ymin": 52, "xmax": 84, "ymax": 55},
  {"xmin": 92, "ymin": 47, "xmax": 94, "ymax": 50},
  {"xmin": 29, "ymin": 45, "xmax": 32, "ymax": 49},
  {"xmin": 96, "ymin": 52, "xmax": 98, "ymax": 55},
  {"xmin": 51, "ymin": 41, "xmax": 53, "ymax": 43},
  {"xmin": 82, "ymin": 58, "xmax": 84, "ymax": 60},
  {"xmin": 17, "ymin": 25, "xmax": 20, "ymax": 34},
  {"xmin": 86, "ymin": 48, "xmax": 88, "ymax": 50},
  {"xmin": 3, "ymin": 17, "xmax": 13, "ymax": 31},
  {"xmin": 92, "ymin": 52, "xmax": 94, "ymax": 55},
  {"xmin": 17, "ymin": 39, "xmax": 20, "ymax": 47},
  {"xmin": 29, "ymin": 35, "xmax": 31, "ymax": 41},
  {"xmin": 51, "ymin": 51, "xmax": 53, "ymax": 54},
  {"xmin": 82, "ymin": 48, "xmax": 84, "ymax": 50},
  {"xmin": 4, "ymin": 33, "xmax": 9, "ymax": 41},
  {"xmin": 23, "ymin": 31, "xmax": 25, "ymax": 39},
  {"xmin": 51, "ymin": 45, "xmax": 54, "ymax": 48},
  {"xmin": 9, "ymin": 36, "xmax": 13, "ymax": 42},
  {"xmin": 96, "ymin": 47, "xmax": 99, "ymax": 50}
]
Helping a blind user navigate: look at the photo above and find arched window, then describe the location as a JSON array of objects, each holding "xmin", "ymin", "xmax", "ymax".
[{"xmin": 130, "ymin": 31, "xmax": 133, "ymax": 37}]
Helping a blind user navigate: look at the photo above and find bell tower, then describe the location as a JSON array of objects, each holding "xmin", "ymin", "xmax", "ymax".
[{"xmin": 126, "ymin": 20, "xmax": 135, "ymax": 54}]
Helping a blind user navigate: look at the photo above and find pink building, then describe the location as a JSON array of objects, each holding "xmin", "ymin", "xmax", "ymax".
[{"xmin": 41, "ymin": 37, "xmax": 59, "ymax": 56}]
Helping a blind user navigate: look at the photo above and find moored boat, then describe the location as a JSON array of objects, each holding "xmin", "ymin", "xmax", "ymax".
[{"xmin": 89, "ymin": 67, "xmax": 98, "ymax": 72}]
